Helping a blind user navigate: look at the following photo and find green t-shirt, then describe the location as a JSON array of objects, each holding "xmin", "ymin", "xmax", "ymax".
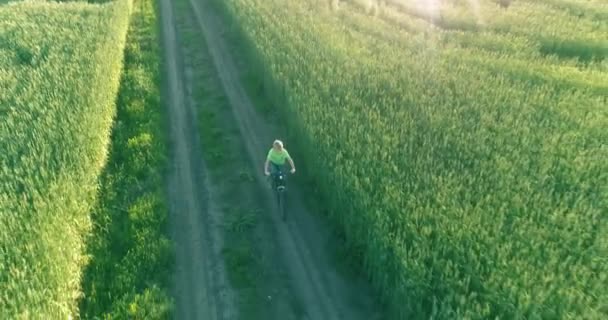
[{"xmin": 267, "ymin": 148, "xmax": 291, "ymax": 165}]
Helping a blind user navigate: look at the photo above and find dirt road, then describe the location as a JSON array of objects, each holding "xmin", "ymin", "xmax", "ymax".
[
  {"xmin": 160, "ymin": 0, "xmax": 382, "ymax": 318},
  {"xmin": 160, "ymin": 0, "xmax": 236, "ymax": 319}
]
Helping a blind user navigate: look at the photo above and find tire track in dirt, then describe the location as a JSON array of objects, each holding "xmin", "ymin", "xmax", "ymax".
[
  {"xmin": 159, "ymin": 0, "xmax": 237, "ymax": 319},
  {"xmin": 185, "ymin": 0, "xmax": 383, "ymax": 319}
]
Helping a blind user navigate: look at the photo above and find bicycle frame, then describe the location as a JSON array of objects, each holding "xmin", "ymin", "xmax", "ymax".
[{"xmin": 271, "ymin": 171, "xmax": 287, "ymax": 220}]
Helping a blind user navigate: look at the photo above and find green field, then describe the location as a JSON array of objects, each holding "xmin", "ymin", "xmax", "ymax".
[
  {"xmin": 0, "ymin": 0, "xmax": 131, "ymax": 317},
  {"xmin": 213, "ymin": 0, "xmax": 608, "ymax": 318},
  {"xmin": 1, "ymin": 0, "xmax": 606, "ymax": 318},
  {"xmin": 0, "ymin": 0, "xmax": 171, "ymax": 317}
]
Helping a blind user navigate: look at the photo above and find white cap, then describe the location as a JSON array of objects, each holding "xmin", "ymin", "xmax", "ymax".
[{"xmin": 273, "ymin": 139, "xmax": 283, "ymax": 148}]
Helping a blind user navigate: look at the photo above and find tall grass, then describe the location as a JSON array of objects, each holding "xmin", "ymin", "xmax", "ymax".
[
  {"xmin": 0, "ymin": 0, "xmax": 131, "ymax": 317},
  {"xmin": 212, "ymin": 0, "xmax": 608, "ymax": 318}
]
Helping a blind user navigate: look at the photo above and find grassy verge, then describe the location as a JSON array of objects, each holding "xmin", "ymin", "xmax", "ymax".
[
  {"xmin": 0, "ymin": 1, "xmax": 130, "ymax": 317},
  {"xmin": 78, "ymin": 0, "xmax": 173, "ymax": 318}
]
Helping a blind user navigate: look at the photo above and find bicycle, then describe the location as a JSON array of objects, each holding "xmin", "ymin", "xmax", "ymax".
[{"xmin": 268, "ymin": 169, "xmax": 288, "ymax": 221}]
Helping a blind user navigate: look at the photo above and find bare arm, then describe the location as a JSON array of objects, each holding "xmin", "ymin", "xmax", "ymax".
[
  {"xmin": 264, "ymin": 159, "xmax": 270, "ymax": 174},
  {"xmin": 288, "ymin": 158, "xmax": 296, "ymax": 172}
]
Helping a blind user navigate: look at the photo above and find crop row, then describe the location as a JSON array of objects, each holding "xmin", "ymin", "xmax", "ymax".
[{"xmin": 0, "ymin": 0, "xmax": 131, "ymax": 317}]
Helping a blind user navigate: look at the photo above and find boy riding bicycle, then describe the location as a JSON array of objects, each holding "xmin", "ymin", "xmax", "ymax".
[{"xmin": 264, "ymin": 140, "xmax": 296, "ymax": 181}]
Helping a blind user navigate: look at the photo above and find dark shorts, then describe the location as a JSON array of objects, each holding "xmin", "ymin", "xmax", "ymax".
[{"xmin": 269, "ymin": 162, "xmax": 286, "ymax": 175}]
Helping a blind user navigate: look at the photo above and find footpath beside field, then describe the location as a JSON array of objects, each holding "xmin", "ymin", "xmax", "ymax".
[{"xmin": 158, "ymin": 0, "xmax": 385, "ymax": 318}]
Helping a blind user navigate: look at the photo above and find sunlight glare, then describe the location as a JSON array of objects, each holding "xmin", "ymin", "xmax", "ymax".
[
  {"xmin": 414, "ymin": 0, "xmax": 441, "ymax": 19},
  {"xmin": 466, "ymin": 0, "xmax": 485, "ymax": 25}
]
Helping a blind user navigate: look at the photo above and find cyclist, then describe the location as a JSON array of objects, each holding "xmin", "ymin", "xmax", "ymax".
[{"xmin": 264, "ymin": 139, "xmax": 296, "ymax": 178}]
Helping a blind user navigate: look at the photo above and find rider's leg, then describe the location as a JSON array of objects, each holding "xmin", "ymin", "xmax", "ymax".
[
  {"xmin": 269, "ymin": 162, "xmax": 287, "ymax": 188},
  {"xmin": 270, "ymin": 162, "xmax": 278, "ymax": 175},
  {"xmin": 269, "ymin": 162, "xmax": 280, "ymax": 188}
]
